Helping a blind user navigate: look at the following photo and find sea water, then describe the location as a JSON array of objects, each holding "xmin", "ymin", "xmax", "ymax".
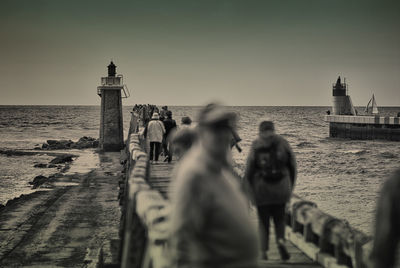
[{"xmin": 0, "ymin": 105, "xmax": 399, "ymax": 234}]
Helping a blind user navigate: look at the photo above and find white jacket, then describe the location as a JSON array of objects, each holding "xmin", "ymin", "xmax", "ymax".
[{"xmin": 146, "ymin": 119, "xmax": 165, "ymax": 142}]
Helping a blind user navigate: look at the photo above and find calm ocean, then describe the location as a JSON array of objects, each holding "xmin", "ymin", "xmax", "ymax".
[{"xmin": 1, "ymin": 105, "xmax": 400, "ymax": 234}]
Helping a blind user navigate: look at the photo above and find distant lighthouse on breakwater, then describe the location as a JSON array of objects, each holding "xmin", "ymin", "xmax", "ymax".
[{"xmin": 324, "ymin": 76, "xmax": 400, "ymax": 141}]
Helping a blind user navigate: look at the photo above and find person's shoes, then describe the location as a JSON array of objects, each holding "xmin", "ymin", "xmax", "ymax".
[{"xmin": 277, "ymin": 239, "xmax": 290, "ymax": 261}]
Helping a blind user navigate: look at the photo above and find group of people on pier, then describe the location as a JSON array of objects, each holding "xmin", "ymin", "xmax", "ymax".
[
  {"xmin": 133, "ymin": 103, "xmax": 400, "ymax": 268},
  {"xmin": 135, "ymin": 103, "xmax": 296, "ymax": 266},
  {"xmin": 133, "ymin": 105, "xmax": 195, "ymax": 164}
]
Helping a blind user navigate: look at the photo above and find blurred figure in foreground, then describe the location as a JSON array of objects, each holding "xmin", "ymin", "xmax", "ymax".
[
  {"xmin": 244, "ymin": 121, "xmax": 296, "ymax": 261},
  {"xmin": 371, "ymin": 169, "xmax": 400, "ymax": 268},
  {"xmin": 144, "ymin": 113, "xmax": 165, "ymax": 163},
  {"xmin": 169, "ymin": 103, "xmax": 261, "ymax": 268},
  {"xmin": 170, "ymin": 128, "xmax": 197, "ymax": 161}
]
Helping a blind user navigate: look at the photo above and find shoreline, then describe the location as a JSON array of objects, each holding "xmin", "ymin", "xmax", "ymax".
[
  {"xmin": 0, "ymin": 150, "xmax": 122, "ymax": 266},
  {"xmin": 0, "ymin": 148, "xmax": 99, "ymax": 208}
]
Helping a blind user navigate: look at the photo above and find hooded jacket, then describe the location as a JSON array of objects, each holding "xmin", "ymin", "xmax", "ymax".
[
  {"xmin": 244, "ymin": 132, "xmax": 296, "ymax": 205},
  {"xmin": 145, "ymin": 118, "xmax": 165, "ymax": 143}
]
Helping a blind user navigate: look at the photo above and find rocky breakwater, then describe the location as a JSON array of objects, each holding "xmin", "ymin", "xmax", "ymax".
[
  {"xmin": 30, "ymin": 154, "xmax": 77, "ymax": 189},
  {"xmin": 38, "ymin": 136, "xmax": 99, "ymax": 150},
  {"xmin": 0, "ymin": 136, "xmax": 97, "ymax": 210}
]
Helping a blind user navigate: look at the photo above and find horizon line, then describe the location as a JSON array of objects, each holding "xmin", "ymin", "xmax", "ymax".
[{"xmin": 0, "ymin": 104, "xmax": 399, "ymax": 108}]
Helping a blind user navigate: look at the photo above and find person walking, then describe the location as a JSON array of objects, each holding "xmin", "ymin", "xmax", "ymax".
[
  {"xmin": 244, "ymin": 121, "xmax": 296, "ymax": 261},
  {"xmin": 180, "ymin": 116, "xmax": 192, "ymax": 129},
  {"xmin": 162, "ymin": 110, "xmax": 177, "ymax": 162},
  {"xmin": 144, "ymin": 113, "xmax": 165, "ymax": 163},
  {"xmin": 168, "ymin": 103, "xmax": 261, "ymax": 268},
  {"xmin": 170, "ymin": 128, "xmax": 197, "ymax": 161},
  {"xmin": 160, "ymin": 105, "xmax": 169, "ymax": 121}
]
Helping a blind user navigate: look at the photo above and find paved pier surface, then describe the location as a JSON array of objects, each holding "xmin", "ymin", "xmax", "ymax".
[
  {"xmin": 0, "ymin": 151, "xmax": 122, "ymax": 267},
  {"xmin": 148, "ymin": 162, "xmax": 322, "ymax": 268}
]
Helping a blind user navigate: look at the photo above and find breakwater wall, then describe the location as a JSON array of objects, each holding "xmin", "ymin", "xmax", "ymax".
[
  {"xmin": 325, "ymin": 115, "xmax": 400, "ymax": 141},
  {"xmin": 116, "ymin": 114, "xmax": 375, "ymax": 268}
]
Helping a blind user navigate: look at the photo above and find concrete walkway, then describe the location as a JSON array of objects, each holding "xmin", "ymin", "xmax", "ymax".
[
  {"xmin": 0, "ymin": 151, "xmax": 122, "ymax": 267},
  {"xmin": 148, "ymin": 161, "xmax": 322, "ymax": 268}
]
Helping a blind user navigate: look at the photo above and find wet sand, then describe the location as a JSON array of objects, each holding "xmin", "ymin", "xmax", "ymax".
[{"xmin": 0, "ymin": 150, "xmax": 122, "ymax": 267}]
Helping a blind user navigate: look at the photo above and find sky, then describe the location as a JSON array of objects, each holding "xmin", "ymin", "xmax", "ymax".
[{"xmin": 0, "ymin": 0, "xmax": 399, "ymax": 106}]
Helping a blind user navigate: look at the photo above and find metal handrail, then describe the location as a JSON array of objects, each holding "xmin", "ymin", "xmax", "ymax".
[{"xmin": 122, "ymin": 84, "xmax": 130, "ymax": 98}]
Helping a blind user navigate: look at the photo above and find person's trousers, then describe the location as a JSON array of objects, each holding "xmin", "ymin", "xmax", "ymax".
[
  {"xmin": 149, "ymin": 142, "xmax": 161, "ymax": 161},
  {"xmin": 162, "ymin": 139, "xmax": 172, "ymax": 162},
  {"xmin": 257, "ymin": 204, "xmax": 286, "ymax": 251}
]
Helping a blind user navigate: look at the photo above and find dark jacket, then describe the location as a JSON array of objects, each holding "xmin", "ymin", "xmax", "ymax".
[
  {"xmin": 244, "ymin": 132, "xmax": 296, "ymax": 205},
  {"xmin": 163, "ymin": 118, "xmax": 177, "ymax": 138}
]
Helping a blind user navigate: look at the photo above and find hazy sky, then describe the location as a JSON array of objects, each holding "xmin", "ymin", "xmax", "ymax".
[{"xmin": 1, "ymin": 0, "xmax": 399, "ymax": 106}]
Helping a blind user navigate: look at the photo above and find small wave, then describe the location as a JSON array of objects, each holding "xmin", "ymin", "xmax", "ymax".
[
  {"xmin": 379, "ymin": 152, "xmax": 398, "ymax": 159},
  {"xmin": 343, "ymin": 149, "xmax": 369, "ymax": 155},
  {"xmin": 281, "ymin": 133, "xmax": 297, "ymax": 138},
  {"xmin": 296, "ymin": 141, "xmax": 316, "ymax": 148}
]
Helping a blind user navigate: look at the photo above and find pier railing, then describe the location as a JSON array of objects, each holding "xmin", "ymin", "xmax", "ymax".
[
  {"xmin": 119, "ymin": 123, "xmax": 171, "ymax": 268},
  {"xmin": 118, "ymin": 113, "xmax": 375, "ymax": 268},
  {"xmin": 286, "ymin": 195, "xmax": 373, "ymax": 268}
]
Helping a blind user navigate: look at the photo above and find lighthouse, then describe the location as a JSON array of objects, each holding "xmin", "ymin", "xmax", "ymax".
[
  {"xmin": 332, "ymin": 76, "xmax": 356, "ymax": 115},
  {"xmin": 97, "ymin": 61, "xmax": 127, "ymax": 151}
]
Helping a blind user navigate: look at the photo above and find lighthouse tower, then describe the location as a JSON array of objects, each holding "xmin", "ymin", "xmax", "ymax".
[
  {"xmin": 332, "ymin": 76, "xmax": 356, "ymax": 115},
  {"xmin": 97, "ymin": 61, "xmax": 125, "ymax": 151}
]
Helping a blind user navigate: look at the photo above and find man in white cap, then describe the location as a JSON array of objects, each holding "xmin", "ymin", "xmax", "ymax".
[
  {"xmin": 144, "ymin": 113, "xmax": 165, "ymax": 163},
  {"xmin": 168, "ymin": 103, "xmax": 261, "ymax": 268}
]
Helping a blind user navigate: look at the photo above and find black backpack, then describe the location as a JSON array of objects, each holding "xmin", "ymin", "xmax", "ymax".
[{"xmin": 256, "ymin": 141, "xmax": 286, "ymax": 183}]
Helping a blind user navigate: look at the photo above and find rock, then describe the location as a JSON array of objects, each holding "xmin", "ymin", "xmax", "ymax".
[
  {"xmin": 50, "ymin": 154, "xmax": 74, "ymax": 164},
  {"xmin": 47, "ymin": 164, "xmax": 57, "ymax": 168},
  {"xmin": 44, "ymin": 139, "xmax": 73, "ymax": 150},
  {"xmin": 40, "ymin": 137, "xmax": 98, "ymax": 150},
  {"xmin": 34, "ymin": 163, "xmax": 47, "ymax": 168},
  {"xmin": 72, "ymin": 136, "xmax": 99, "ymax": 149},
  {"xmin": 79, "ymin": 136, "xmax": 95, "ymax": 142},
  {"xmin": 29, "ymin": 175, "xmax": 48, "ymax": 189},
  {"xmin": 34, "ymin": 147, "xmax": 42, "ymax": 150}
]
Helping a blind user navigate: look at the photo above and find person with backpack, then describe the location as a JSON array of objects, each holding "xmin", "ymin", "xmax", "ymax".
[
  {"xmin": 244, "ymin": 120, "xmax": 296, "ymax": 261},
  {"xmin": 144, "ymin": 113, "xmax": 165, "ymax": 163}
]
